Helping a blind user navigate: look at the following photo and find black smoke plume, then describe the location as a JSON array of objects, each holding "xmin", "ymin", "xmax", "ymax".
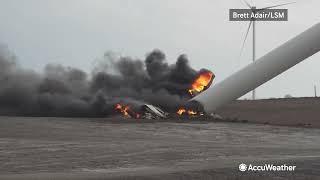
[{"xmin": 0, "ymin": 47, "xmax": 201, "ymax": 117}]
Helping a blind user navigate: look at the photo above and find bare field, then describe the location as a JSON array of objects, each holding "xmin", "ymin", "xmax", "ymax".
[
  {"xmin": 217, "ymin": 97, "xmax": 320, "ymax": 128},
  {"xmin": 1, "ymin": 116, "xmax": 320, "ymax": 179}
]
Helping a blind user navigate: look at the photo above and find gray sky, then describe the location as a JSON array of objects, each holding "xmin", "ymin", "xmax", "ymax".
[{"xmin": 0, "ymin": 0, "xmax": 319, "ymax": 99}]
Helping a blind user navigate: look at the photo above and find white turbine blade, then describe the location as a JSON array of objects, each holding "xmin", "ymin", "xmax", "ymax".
[
  {"xmin": 239, "ymin": 20, "xmax": 253, "ymax": 57},
  {"xmin": 242, "ymin": 0, "xmax": 252, "ymax": 8},
  {"xmin": 192, "ymin": 24, "xmax": 320, "ymax": 112},
  {"xmin": 257, "ymin": 2, "xmax": 296, "ymax": 11}
]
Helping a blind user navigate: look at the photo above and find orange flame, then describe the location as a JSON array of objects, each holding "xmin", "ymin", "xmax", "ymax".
[
  {"xmin": 115, "ymin": 103, "xmax": 129, "ymax": 117},
  {"xmin": 187, "ymin": 110, "xmax": 197, "ymax": 115},
  {"xmin": 176, "ymin": 108, "xmax": 203, "ymax": 116},
  {"xmin": 115, "ymin": 103, "xmax": 140, "ymax": 119},
  {"xmin": 189, "ymin": 71, "xmax": 214, "ymax": 96},
  {"xmin": 177, "ymin": 108, "xmax": 186, "ymax": 115}
]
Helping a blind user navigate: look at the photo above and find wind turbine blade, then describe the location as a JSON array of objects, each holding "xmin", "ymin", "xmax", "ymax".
[
  {"xmin": 257, "ymin": 2, "xmax": 296, "ymax": 11},
  {"xmin": 239, "ymin": 20, "xmax": 253, "ymax": 57},
  {"xmin": 242, "ymin": 0, "xmax": 252, "ymax": 8}
]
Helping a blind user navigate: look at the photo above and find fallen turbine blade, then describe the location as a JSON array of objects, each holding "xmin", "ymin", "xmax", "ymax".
[{"xmin": 192, "ymin": 23, "xmax": 320, "ymax": 112}]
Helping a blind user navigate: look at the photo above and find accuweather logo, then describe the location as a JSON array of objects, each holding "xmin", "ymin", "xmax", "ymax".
[
  {"xmin": 239, "ymin": 163, "xmax": 247, "ymax": 171},
  {"xmin": 239, "ymin": 163, "xmax": 296, "ymax": 172}
]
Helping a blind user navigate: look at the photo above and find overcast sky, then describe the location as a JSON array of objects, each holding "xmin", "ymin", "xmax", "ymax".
[{"xmin": 0, "ymin": 0, "xmax": 319, "ymax": 99}]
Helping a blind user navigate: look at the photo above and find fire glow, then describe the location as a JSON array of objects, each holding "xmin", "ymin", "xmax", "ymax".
[
  {"xmin": 176, "ymin": 108, "xmax": 204, "ymax": 116},
  {"xmin": 188, "ymin": 70, "xmax": 214, "ymax": 96},
  {"xmin": 115, "ymin": 103, "xmax": 140, "ymax": 119}
]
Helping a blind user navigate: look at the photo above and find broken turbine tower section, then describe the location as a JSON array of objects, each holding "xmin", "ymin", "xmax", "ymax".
[
  {"xmin": 142, "ymin": 104, "xmax": 168, "ymax": 119},
  {"xmin": 191, "ymin": 23, "xmax": 320, "ymax": 113}
]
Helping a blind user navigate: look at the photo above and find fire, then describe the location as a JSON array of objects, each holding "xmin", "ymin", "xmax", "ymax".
[
  {"xmin": 115, "ymin": 103, "xmax": 140, "ymax": 119},
  {"xmin": 189, "ymin": 70, "xmax": 215, "ymax": 96},
  {"xmin": 187, "ymin": 110, "xmax": 197, "ymax": 115},
  {"xmin": 176, "ymin": 108, "xmax": 203, "ymax": 116},
  {"xmin": 115, "ymin": 103, "xmax": 129, "ymax": 117},
  {"xmin": 177, "ymin": 108, "xmax": 186, "ymax": 115}
]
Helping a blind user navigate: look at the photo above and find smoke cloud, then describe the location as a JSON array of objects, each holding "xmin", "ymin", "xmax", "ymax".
[{"xmin": 0, "ymin": 47, "xmax": 202, "ymax": 117}]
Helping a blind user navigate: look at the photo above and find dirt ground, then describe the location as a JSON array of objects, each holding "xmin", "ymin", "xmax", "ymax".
[
  {"xmin": 1, "ymin": 116, "xmax": 320, "ymax": 179},
  {"xmin": 217, "ymin": 97, "xmax": 320, "ymax": 128}
]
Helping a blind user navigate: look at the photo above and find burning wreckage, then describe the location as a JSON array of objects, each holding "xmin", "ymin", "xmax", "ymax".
[
  {"xmin": 114, "ymin": 24, "xmax": 320, "ymax": 120},
  {"xmin": 112, "ymin": 24, "xmax": 320, "ymax": 120},
  {"xmin": 114, "ymin": 69, "xmax": 214, "ymax": 119},
  {"xmin": 1, "ymin": 24, "xmax": 319, "ymax": 119}
]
